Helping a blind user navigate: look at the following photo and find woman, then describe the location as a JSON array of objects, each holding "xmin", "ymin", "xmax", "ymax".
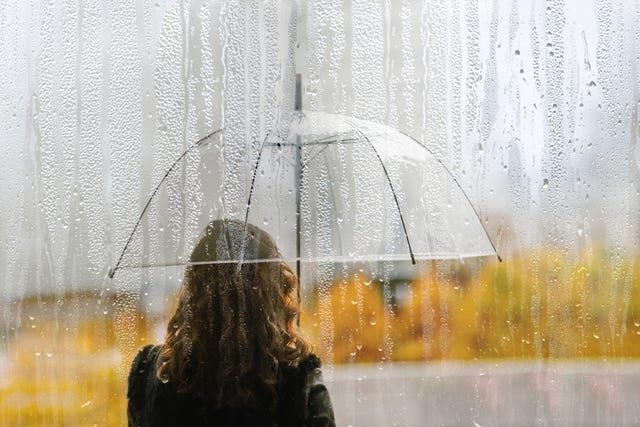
[{"xmin": 127, "ymin": 219, "xmax": 335, "ymax": 427}]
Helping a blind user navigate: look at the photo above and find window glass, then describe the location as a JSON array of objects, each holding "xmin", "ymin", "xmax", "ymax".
[{"xmin": 1, "ymin": 1, "xmax": 639, "ymax": 425}]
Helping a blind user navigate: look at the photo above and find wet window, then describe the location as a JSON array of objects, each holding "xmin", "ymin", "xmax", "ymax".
[{"xmin": 1, "ymin": 1, "xmax": 639, "ymax": 426}]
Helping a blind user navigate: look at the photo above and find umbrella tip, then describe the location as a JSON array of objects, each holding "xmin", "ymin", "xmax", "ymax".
[
  {"xmin": 107, "ymin": 267, "xmax": 116, "ymax": 279},
  {"xmin": 496, "ymin": 253, "xmax": 503, "ymax": 263}
]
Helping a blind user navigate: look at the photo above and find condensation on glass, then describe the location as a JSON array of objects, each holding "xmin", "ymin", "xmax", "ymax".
[{"xmin": 1, "ymin": 1, "xmax": 639, "ymax": 426}]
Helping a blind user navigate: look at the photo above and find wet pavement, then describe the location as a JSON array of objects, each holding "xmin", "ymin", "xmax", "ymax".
[{"xmin": 324, "ymin": 361, "xmax": 640, "ymax": 426}]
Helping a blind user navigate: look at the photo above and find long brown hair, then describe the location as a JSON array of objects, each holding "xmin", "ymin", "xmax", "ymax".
[{"xmin": 156, "ymin": 219, "xmax": 310, "ymax": 411}]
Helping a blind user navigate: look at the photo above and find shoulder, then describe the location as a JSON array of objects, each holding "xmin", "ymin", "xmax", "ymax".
[
  {"xmin": 300, "ymin": 353, "xmax": 328, "ymax": 392},
  {"xmin": 296, "ymin": 353, "xmax": 328, "ymax": 392},
  {"xmin": 127, "ymin": 344, "xmax": 163, "ymax": 423},
  {"xmin": 128, "ymin": 345, "xmax": 161, "ymax": 385},
  {"xmin": 128, "ymin": 344, "xmax": 163, "ymax": 392},
  {"xmin": 132, "ymin": 344, "xmax": 160, "ymax": 364},
  {"xmin": 279, "ymin": 353, "xmax": 322, "ymax": 388},
  {"xmin": 276, "ymin": 354, "xmax": 335, "ymax": 427},
  {"xmin": 299, "ymin": 354, "xmax": 335, "ymax": 426},
  {"xmin": 298, "ymin": 353, "xmax": 322, "ymax": 376},
  {"xmin": 276, "ymin": 354, "xmax": 323, "ymax": 405}
]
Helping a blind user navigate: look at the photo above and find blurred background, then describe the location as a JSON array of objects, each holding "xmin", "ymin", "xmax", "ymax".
[{"xmin": 1, "ymin": 0, "xmax": 639, "ymax": 426}]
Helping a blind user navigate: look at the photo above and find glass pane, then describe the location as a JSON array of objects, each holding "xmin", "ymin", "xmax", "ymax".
[{"xmin": 2, "ymin": 1, "xmax": 639, "ymax": 426}]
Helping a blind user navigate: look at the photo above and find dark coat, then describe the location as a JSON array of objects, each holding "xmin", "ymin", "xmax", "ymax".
[{"xmin": 127, "ymin": 345, "xmax": 336, "ymax": 427}]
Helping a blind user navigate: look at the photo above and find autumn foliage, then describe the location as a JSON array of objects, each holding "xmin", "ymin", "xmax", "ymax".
[{"xmin": 303, "ymin": 248, "xmax": 640, "ymax": 363}]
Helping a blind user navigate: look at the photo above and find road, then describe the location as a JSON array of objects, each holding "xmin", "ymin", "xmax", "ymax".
[{"xmin": 323, "ymin": 360, "xmax": 640, "ymax": 426}]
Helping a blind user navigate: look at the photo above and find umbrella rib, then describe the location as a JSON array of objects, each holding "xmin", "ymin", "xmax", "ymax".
[
  {"xmin": 108, "ymin": 128, "xmax": 224, "ymax": 278},
  {"xmin": 349, "ymin": 124, "xmax": 417, "ymax": 265},
  {"xmin": 301, "ymin": 142, "xmax": 333, "ymax": 170},
  {"xmin": 397, "ymin": 129, "xmax": 502, "ymax": 263},
  {"xmin": 243, "ymin": 133, "xmax": 272, "ymax": 247},
  {"xmin": 299, "ymin": 138, "xmax": 359, "ymax": 171},
  {"xmin": 265, "ymin": 137, "xmax": 359, "ymax": 147}
]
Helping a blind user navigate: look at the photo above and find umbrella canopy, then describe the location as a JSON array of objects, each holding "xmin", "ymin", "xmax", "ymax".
[{"xmin": 109, "ymin": 110, "xmax": 499, "ymax": 277}]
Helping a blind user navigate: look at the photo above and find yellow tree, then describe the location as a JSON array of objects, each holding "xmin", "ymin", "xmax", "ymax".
[{"xmin": 308, "ymin": 275, "xmax": 388, "ymax": 364}]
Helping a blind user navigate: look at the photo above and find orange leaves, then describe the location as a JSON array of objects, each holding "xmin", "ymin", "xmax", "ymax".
[
  {"xmin": 303, "ymin": 251, "xmax": 640, "ymax": 364},
  {"xmin": 0, "ymin": 292, "xmax": 148, "ymax": 427},
  {"xmin": 305, "ymin": 275, "xmax": 389, "ymax": 364}
]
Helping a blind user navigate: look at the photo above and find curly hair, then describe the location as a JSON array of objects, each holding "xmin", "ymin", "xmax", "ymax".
[{"xmin": 156, "ymin": 220, "xmax": 310, "ymax": 411}]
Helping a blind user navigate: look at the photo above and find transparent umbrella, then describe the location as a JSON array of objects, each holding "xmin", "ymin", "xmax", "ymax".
[{"xmin": 108, "ymin": 102, "xmax": 500, "ymax": 279}]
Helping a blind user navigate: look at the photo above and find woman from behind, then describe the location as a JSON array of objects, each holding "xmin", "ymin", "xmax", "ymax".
[{"xmin": 127, "ymin": 219, "xmax": 335, "ymax": 427}]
